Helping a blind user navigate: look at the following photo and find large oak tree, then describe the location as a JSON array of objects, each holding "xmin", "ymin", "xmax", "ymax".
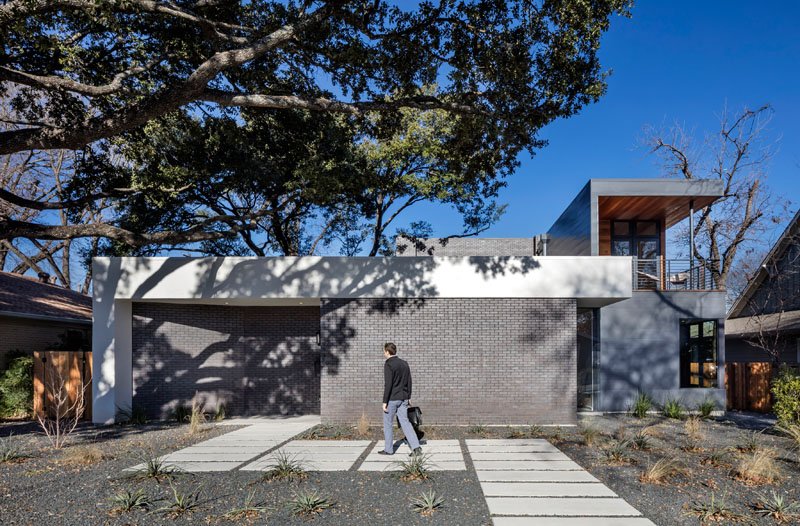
[{"xmin": 1, "ymin": 0, "xmax": 632, "ymax": 248}]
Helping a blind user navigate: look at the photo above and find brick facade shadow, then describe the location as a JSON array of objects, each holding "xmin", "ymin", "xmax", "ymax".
[{"xmin": 132, "ymin": 304, "xmax": 320, "ymax": 419}]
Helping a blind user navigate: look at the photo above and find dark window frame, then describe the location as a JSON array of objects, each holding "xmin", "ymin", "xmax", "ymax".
[
  {"xmin": 679, "ymin": 318, "xmax": 719, "ymax": 388},
  {"xmin": 610, "ymin": 219, "xmax": 661, "ymax": 258}
]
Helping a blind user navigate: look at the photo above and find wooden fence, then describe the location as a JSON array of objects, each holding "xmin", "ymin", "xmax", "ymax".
[
  {"xmin": 725, "ymin": 362, "xmax": 774, "ymax": 413},
  {"xmin": 33, "ymin": 351, "xmax": 92, "ymax": 421}
]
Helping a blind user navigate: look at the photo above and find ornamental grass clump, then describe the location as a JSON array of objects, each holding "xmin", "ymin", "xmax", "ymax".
[
  {"xmin": 580, "ymin": 426, "xmax": 601, "ymax": 447},
  {"xmin": 223, "ymin": 490, "xmax": 271, "ymax": 519},
  {"xmin": 131, "ymin": 456, "xmax": 179, "ymax": 481},
  {"xmin": 151, "ymin": 482, "xmax": 202, "ymax": 517},
  {"xmin": 287, "ymin": 490, "xmax": 333, "ymax": 517},
  {"xmin": 696, "ymin": 398, "xmax": 717, "ymax": 419},
  {"xmin": 685, "ymin": 493, "xmax": 743, "ymax": 523},
  {"xmin": 639, "ymin": 458, "xmax": 687, "ymax": 484},
  {"xmin": 0, "ymin": 434, "xmax": 25, "ymax": 463},
  {"xmin": 630, "ymin": 427, "xmax": 654, "ymax": 451},
  {"xmin": 261, "ymin": 450, "xmax": 307, "ymax": 482},
  {"xmin": 602, "ymin": 438, "xmax": 633, "ymax": 465},
  {"xmin": 356, "ymin": 412, "xmax": 370, "ymax": 437},
  {"xmin": 732, "ymin": 448, "xmax": 781, "ymax": 485},
  {"xmin": 682, "ymin": 416, "xmax": 704, "ymax": 452},
  {"xmin": 629, "ymin": 392, "xmax": 653, "ymax": 418},
  {"xmin": 662, "ymin": 398, "xmax": 685, "ymax": 419},
  {"xmin": 109, "ymin": 489, "xmax": 153, "ymax": 514},
  {"xmin": 410, "ymin": 489, "xmax": 445, "ymax": 516},
  {"xmin": 737, "ymin": 430, "xmax": 763, "ymax": 453},
  {"xmin": 394, "ymin": 453, "xmax": 434, "ymax": 481},
  {"xmin": 753, "ymin": 490, "xmax": 800, "ymax": 523}
]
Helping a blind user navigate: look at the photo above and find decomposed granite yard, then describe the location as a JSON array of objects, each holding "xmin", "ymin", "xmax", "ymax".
[{"xmin": 1, "ymin": 412, "xmax": 799, "ymax": 525}]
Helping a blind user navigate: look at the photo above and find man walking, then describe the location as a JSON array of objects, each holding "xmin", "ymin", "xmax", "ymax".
[{"xmin": 378, "ymin": 342, "xmax": 422, "ymax": 456}]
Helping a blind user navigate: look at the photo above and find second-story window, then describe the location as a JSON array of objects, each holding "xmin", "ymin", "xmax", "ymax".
[{"xmin": 611, "ymin": 220, "xmax": 660, "ymax": 259}]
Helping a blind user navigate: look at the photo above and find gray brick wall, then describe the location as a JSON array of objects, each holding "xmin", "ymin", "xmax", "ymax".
[
  {"xmin": 320, "ymin": 298, "xmax": 577, "ymax": 425},
  {"xmin": 395, "ymin": 237, "xmax": 535, "ymax": 256},
  {"xmin": 132, "ymin": 303, "xmax": 320, "ymax": 419}
]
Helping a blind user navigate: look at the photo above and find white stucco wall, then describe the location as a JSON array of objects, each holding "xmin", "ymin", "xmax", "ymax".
[{"xmin": 92, "ymin": 256, "xmax": 633, "ymax": 423}]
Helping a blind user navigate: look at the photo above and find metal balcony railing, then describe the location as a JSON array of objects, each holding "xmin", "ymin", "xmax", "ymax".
[{"xmin": 633, "ymin": 258, "xmax": 721, "ymax": 291}]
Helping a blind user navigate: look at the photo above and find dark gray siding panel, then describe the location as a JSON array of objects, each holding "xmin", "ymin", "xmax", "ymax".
[
  {"xmin": 598, "ymin": 291, "xmax": 727, "ymax": 412},
  {"xmin": 546, "ymin": 183, "xmax": 592, "ymax": 256},
  {"xmin": 725, "ymin": 335, "xmax": 800, "ymax": 363},
  {"xmin": 132, "ymin": 304, "xmax": 320, "ymax": 419},
  {"xmin": 320, "ymin": 298, "xmax": 577, "ymax": 425}
]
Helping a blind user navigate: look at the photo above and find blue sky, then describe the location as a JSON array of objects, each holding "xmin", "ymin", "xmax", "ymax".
[{"xmin": 415, "ymin": 1, "xmax": 799, "ymax": 243}]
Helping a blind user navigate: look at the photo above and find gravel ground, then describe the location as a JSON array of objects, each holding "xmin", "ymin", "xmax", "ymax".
[
  {"xmin": 0, "ymin": 420, "xmax": 491, "ymax": 525},
  {"xmin": 304, "ymin": 414, "xmax": 800, "ymax": 525}
]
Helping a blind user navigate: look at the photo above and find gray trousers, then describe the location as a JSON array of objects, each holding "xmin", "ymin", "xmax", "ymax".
[{"xmin": 383, "ymin": 399, "xmax": 421, "ymax": 453}]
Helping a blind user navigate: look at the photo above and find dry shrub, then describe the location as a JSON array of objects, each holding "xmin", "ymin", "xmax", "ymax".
[
  {"xmin": 640, "ymin": 458, "xmax": 687, "ymax": 484},
  {"xmin": 37, "ymin": 368, "xmax": 87, "ymax": 449},
  {"xmin": 356, "ymin": 413, "xmax": 370, "ymax": 437},
  {"xmin": 733, "ymin": 449, "xmax": 781, "ymax": 485},
  {"xmin": 188, "ymin": 395, "xmax": 208, "ymax": 436},
  {"xmin": 61, "ymin": 445, "xmax": 109, "ymax": 466},
  {"xmin": 682, "ymin": 416, "xmax": 705, "ymax": 452}
]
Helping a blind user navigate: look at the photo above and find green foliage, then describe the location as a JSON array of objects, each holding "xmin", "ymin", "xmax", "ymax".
[
  {"xmin": 629, "ymin": 392, "xmax": 653, "ymax": 418},
  {"xmin": 152, "ymin": 482, "xmax": 202, "ymax": 517},
  {"xmin": 394, "ymin": 453, "xmax": 434, "ymax": 481},
  {"xmin": 0, "ymin": 434, "xmax": 25, "ymax": 463},
  {"xmin": 130, "ymin": 456, "xmax": 178, "ymax": 481},
  {"xmin": 630, "ymin": 428, "xmax": 653, "ymax": 451},
  {"xmin": 602, "ymin": 438, "xmax": 632, "ymax": 464},
  {"xmin": 109, "ymin": 489, "xmax": 153, "ymax": 513},
  {"xmin": 1, "ymin": 1, "xmax": 632, "ymax": 252},
  {"xmin": 696, "ymin": 398, "xmax": 717, "ymax": 419},
  {"xmin": 662, "ymin": 398, "xmax": 685, "ymax": 420},
  {"xmin": 772, "ymin": 367, "xmax": 800, "ymax": 425},
  {"xmin": 738, "ymin": 430, "xmax": 763, "ymax": 453},
  {"xmin": 0, "ymin": 355, "xmax": 33, "ymax": 418},
  {"xmin": 753, "ymin": 490, "xmax": 800, "ymax": 521},
  {"xmin": 686, "ymin": 493, "xmax": 742, "ymax": 522},
  {"xmin": 410, "ymin": 489, "xmax": 445, "ymax": 516},
  {"xmin": 261, "ymin": 450, "xmax": 307, "ymax": 482},
  {"xmin": 287, "ymin": 490, "xmax": 333, "ymax": 517},
  {"xmin": 223, "ymin": 490, "xmax": 271, "ymax": 519}
]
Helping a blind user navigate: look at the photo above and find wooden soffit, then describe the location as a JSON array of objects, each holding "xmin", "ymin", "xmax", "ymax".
[{"xmin": 598, "ymin": 195, "xmax": 718, "ymax": 229}]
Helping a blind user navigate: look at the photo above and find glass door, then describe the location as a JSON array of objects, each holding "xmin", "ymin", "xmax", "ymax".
[{"xmin": 577, "ymin": 309, "xmax": 598, "ymax": 412}]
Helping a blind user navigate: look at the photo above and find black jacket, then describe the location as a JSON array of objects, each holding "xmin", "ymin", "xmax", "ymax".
[{"xmin": 383, "ymin": 356, "xmax": 412, "ymax": 404}]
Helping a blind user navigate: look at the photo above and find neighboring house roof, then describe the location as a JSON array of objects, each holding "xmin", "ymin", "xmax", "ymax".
[
  {"xmin": 728, "ymin": 208, "xmax": 800, "ymax": 319},
  {"xmin": 726, "ymin": 310, "xmax": 800, "ymax": 337},
  {"xmin": 0, "ymin": 272, "xmax": 91, "ymax": 324}
]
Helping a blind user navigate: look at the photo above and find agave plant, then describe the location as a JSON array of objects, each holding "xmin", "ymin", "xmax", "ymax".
[{"xmin": 410, "ymin": 489, "xmax": 445, "ymax": 516}]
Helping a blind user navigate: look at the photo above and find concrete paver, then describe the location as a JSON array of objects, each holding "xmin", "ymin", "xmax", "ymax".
[
  {"xmin": 486, "ymin": 497, "xmax": 643, "ymax": 517},
  {"xmin": 466, "ymin": 439, "xmax": 652, "ymax": 525},
  {"xmin": 125, "ymin": 416, "xmax": 318, "ymax": 473},
  {"xmin": 480, "ymin": 482, "xmax": 617, "ymax": 497},
  {"xmin": 492, "ymin": 518, "xmax": 657, "ymax": 526},
  {"xmin": 358, "ymin": 440, "xmax": 467, "ymax": 471},
  {"xmin": 241, "ymin": 440, "xmax": 371, "ymax": 472}
]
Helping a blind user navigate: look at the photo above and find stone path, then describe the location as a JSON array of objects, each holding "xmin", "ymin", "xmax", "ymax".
[
  {"xmin": 124, "ymin": 424, "xmax": 656, "ymax": 525},
  {"xmin": 465, "ymin": 439, "xmax": 655, "ymax": 525},
  {"xmin": 241, "ymin": 440, "xmax": 372, "ymax": 472},
  {"xmin": 360, "ymin": 439, "xmax": 466, "ymax": 471},
  {"xmin": 127, "ymin": 417, "xmax": 317, "ymax": 472}
]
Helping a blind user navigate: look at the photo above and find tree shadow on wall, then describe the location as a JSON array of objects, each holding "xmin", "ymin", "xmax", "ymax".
[{"xmin": 131, "ymin": 304, "xmax": 322, "ymax": 420}]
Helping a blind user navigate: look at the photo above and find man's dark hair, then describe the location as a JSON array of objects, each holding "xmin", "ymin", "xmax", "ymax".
[{"xmin": 384, "ymin": 342, "xmax": 397, "ymax": 356}]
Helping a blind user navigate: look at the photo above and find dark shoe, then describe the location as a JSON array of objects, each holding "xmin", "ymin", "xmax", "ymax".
[
  {"xmin": 409, "ymin": 447, "xmax": 422, "ymax": 457},
  {"xmin": 377, "ymin": 450, "xmax": 393, "ymax": 456}
]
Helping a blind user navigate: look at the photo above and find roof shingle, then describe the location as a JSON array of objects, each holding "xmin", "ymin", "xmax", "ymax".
[{"xmin": 0, "ymin": 272, "xmax": 91, "ymax": 322}]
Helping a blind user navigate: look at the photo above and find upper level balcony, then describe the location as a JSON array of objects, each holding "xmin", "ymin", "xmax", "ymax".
[
  {"xmin": 546, "ymin": 179, "xmax": 726, "ymax": 292},
  {"xmin": 633, "ymin": 257, "xmax": 720, "ymax": 291}
]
